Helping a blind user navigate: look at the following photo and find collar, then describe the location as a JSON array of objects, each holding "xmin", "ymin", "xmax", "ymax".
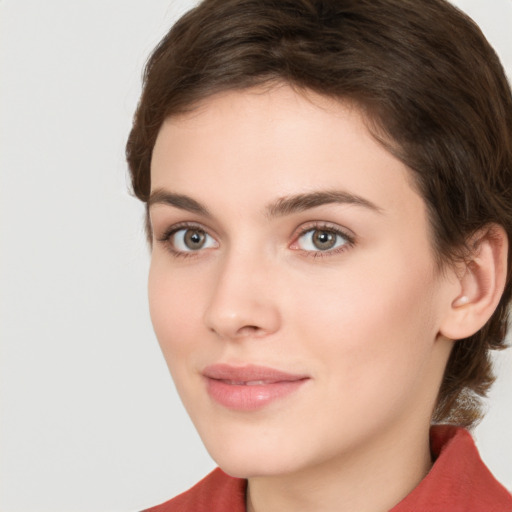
[
  {"xmin": 390, "ymin": 425, "xmax": 512, "ymax": 511},
  {"xmin": 144, "ymin": 426, "xmax": 511, "ymax": 511}
]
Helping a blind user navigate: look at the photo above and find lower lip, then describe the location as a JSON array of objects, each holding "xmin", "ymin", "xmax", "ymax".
[{"xmin": 205, "ymin": 378, "xmax": 308, "ymax": 411}]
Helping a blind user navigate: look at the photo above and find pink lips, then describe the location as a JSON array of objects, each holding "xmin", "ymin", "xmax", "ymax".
[{"xmin": 202, "ymin": 364, "xmax": 309, "ymax": 411}]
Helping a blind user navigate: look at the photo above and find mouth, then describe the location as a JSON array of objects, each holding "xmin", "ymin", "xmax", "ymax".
[{"xmin": 202, "ymin": 364, "xmax": 310, "ymax": 411}]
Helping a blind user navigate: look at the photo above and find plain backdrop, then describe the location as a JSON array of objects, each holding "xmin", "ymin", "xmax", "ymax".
[{"xmin": 1, "ymin": 1, "xmax": 511, "ymax": 511}]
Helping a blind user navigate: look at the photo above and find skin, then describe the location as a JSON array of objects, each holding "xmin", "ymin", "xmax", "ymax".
[{"xmin": 148, "ymin": 84, "xmax": 462, "ymax": 512}]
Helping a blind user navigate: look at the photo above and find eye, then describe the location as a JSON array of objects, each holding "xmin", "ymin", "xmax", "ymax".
[
  {"xmin": 295, "ymin": 227, "xmax": 351, "ymax": 253},
  {"xmin": 169, "ymin": 227, "xmax": 217, "ymax": 253}
]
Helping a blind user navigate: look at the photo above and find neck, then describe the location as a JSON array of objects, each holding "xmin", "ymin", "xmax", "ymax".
[{"xmin": 246, "ymin": 422, "xmax": 433, "ymax": 512}]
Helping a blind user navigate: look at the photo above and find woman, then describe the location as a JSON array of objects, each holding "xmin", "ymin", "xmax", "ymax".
[{"xmin": 126, "ymin": 0, "xmax": 512, "ymax": 510}]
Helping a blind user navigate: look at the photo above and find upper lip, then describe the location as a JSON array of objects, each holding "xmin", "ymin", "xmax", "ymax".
[{"xmin": 202, "ymin": 364, "xmax": 309, "ymax": 384}]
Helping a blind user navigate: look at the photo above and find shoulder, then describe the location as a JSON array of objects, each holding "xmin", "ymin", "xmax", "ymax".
[{"xmin": 142, "ymin": 468, "xmax": 247, "ymax": 512}]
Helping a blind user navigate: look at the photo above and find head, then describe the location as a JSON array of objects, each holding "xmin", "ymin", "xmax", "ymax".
[{"xmin": 127, "ymin": 0, "xmax": 512, "ymax": 455}]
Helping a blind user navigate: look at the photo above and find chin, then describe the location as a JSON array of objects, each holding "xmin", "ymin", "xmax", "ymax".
[
  {"xmin": 196, "ymin": 421, "xmax": 315, "ymax": 479},
  {"xmin": 211, "ymin": 449, "xmax": 303, "ymax": 479}
]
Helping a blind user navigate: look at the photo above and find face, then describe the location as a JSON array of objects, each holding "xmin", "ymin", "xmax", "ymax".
[{"xmin": 148, "ymin": 85, "xmax": 456, "ymax": 479}]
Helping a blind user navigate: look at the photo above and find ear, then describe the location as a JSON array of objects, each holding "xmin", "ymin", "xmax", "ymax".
[{"xmin": 439, "ymin": 224, "xmax": 508, "ymax": 341}]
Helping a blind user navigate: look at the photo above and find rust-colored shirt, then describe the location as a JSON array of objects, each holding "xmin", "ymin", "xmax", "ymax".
[{"xmin": 143, "ymin": 426, "xmax": 512, "ymax": 512}]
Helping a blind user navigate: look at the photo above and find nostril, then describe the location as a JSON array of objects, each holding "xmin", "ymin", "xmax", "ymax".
[
  {"xmin": 209, "ymin": 324, "xmax": 261, "ymax": 337},
  {"xmin": 238, "ymin": 325, "xmax": 261, "ymax": 335}
]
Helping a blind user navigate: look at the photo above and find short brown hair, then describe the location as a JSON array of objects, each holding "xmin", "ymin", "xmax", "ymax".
[{"xmin": 126, "ymin": 0, "xmax": 512, "ymax": 428}]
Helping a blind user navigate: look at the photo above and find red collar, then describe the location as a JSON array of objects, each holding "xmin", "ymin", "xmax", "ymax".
[
  {"xmin": 144, "ymin": 426, "xmax": 512, "ymax": 511},
  {"xmin": 391, "ymin": 425, "xmax": 512, "ymax": 511}
]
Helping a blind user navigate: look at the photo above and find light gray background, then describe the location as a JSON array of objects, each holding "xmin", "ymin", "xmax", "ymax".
[{"xmin": 1, "ymin": 1, "xmax": 511, "ymax": 511}]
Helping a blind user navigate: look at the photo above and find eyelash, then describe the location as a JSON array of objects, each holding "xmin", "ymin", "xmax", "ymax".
[
  {"xmin": 157, "ymin": 222, "xmax": 213, "ymax": 259},
  {"xmin": 292, "ymin": 222, "xmax": 355, "ymax": 258},
  {"xmin": 156, "ymin": 221, "xmax": 355, "ymax": 259}
]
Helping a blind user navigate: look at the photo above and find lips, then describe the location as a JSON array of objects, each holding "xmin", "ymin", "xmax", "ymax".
[{"xmin": 202, "ymin": 364, "xmax": 309, "ymax": 411}]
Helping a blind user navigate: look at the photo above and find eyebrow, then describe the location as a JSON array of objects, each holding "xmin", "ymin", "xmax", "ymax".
[
  {"xmin": 148, "ymin": 188, "xmax": 382, "ymax": 218},
  {"xmin": 148, "ymin": 189, "xmax": 211, "ymax": 217},
  {"xmin": 266, "ymin": 190, "xmax": 383, "ymax": 217}
]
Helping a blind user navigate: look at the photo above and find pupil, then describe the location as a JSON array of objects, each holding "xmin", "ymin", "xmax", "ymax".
[
  {"xmin": 185, "ymin": 229, "xmax": 205, "ymax": 249},
  {"xmin": 313, "ymin": 230, "xmax": 335, "ymax": 250}
]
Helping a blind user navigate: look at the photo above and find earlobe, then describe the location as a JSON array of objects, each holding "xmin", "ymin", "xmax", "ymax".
[{"xmin": 440, "ymin": 225, "xmax": 508, "ymax": 341}]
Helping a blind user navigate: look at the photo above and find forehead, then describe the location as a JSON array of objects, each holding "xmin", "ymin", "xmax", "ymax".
[{"xmin": 150, "ymin": 84, "xmax": 425, "ymax": 223}]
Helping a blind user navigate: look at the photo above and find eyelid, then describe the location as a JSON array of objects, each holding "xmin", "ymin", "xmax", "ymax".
[
  {"xmin": 289, "ymin": 221, "xmax": 356, "ymax": 254},
  {"xmin": 155, "ymin": 220, "xmax": 355, "ymax": 258},
  {"xmin": 156, "ymin": 221, "xmax": 219, "ymax": 257},
  {"xmin": 156, "ymin": 220, "xmax": 214, "ymax": 239}
]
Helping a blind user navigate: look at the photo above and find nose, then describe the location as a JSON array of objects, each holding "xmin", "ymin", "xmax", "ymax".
[{"xmin": 203, "ymin": 250, "xmax": 281, "ymax": 340}]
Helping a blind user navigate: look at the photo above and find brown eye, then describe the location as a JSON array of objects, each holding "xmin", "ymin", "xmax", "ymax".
[
  {"xmin": 171, "ymin": 228, "xmax": 217, "ymax": 252},
  {"xmin": 312, "ymin": 230, "xmax": 337, "ymax": 250},
  {"xmin": 184, "ymin": 229, "xmax": 206, "ymax": 249},
  {"xmin": 296, "ymin": 227, "xmax": 349, "ymax": 252}
]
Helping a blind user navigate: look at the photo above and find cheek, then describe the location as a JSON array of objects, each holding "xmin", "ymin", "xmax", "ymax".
[
  {"xmin": 278, "ymin": 264, "xmax": 442, "ymax": 454},
  {"xmin": 290, "ymin": 250, "xmax": 440, "ymax": 391},
  {"xmin": 148, "ymin": 259, "xmax": 207, "ymax": 363}
]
